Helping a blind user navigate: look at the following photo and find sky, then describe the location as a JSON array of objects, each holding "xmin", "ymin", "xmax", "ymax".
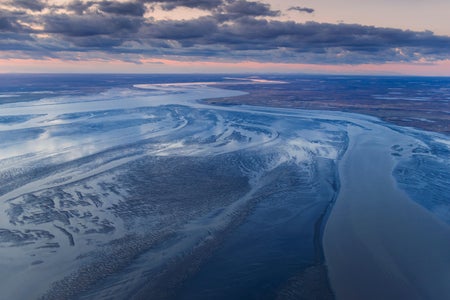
[{"xmin": 1, "ymin": 0, "xmax": 450, "ymax": 75}]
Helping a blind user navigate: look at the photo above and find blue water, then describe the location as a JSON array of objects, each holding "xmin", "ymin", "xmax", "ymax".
[
  {"xmin": 0, "ymin": 74, "xmax": 449, "ymax": 299},
  {"xmin": 176, "ymin": 159, "xmax": 338, "ymax": 300}
]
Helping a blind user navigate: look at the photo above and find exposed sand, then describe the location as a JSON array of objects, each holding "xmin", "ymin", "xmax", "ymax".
[{"xmin": 323, "ymin": 121, "xmax": 450, "ymax": 299}]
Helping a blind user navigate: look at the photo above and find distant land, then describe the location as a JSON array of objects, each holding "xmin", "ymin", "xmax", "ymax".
[{"xmin": 206, "ymin": 75, "xmax": 450, "ymax": 134}]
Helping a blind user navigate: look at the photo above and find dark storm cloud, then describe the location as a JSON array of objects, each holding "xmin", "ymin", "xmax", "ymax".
[
  {"xmin": 223, "ymin": 0, "xmax": 279, "ymax": 17},
  {"xmin": 66, "ymin": 1, "xmax": 146, "ymax": 16},
  {"xmin": 97, "ymin": 1, "xmax": 146, "ymax": 16},
  {"xmin": 288, "ymin": 6, "xmax": 314, "ymax": 14},
  {"xmin": 141, "ymin": 0, "xmax": 223, "ymax": 11},
  {"xmin": 144, "ymin": 17, "xmax": 217, "ymax": 40},
  {"xmin": 0, "ymin": 14, "xmax": 19, "ymax": 32},
  {"xmin": 9, "ymin": 0, "xmax": 46, "ymax": 12},
  {"xmin": 137, "ymin": 19, "xmax": 450, "ymax": 63},
  {"xmin": 0, "ymin": 10, "xmax": 32, "ymax": 33},
  {"xmin": 66, "ymin": 0, "xmax": 91, "ymax": 15},
  {"xmin": 66, "ymin": 35, "xmax": 127, "ymax": 47},
  {"xmin": 44, "ymin": 13, "xmax": 142, "ymax": 37},
  {"xmin": 2, "ymin": 0, "xmax": 450, "ymax": 64}
]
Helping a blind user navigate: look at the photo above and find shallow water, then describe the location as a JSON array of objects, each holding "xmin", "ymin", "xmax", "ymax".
[
  {"xmin": 175, "ymin": 159, "xmax": 337, "ymax": 300},
  {"xmin": 0, "ymin": 74, "xmax": 448, "ymax": 299}
]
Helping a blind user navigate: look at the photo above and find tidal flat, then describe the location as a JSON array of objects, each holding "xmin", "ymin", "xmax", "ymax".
[{"xmin": 0, "ymin": 74, "xmax": 449, "ymax": 300}]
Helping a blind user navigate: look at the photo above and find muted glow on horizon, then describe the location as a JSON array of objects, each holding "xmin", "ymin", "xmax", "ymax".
[{"xmin": 2, "ymin": 58, "xmax": 450, "ymax": 76}]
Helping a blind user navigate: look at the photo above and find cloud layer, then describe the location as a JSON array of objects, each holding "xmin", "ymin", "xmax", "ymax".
[
  {"xmin": 288, "ymin": 7, "xmax": 315, "ymax": 14},
  {"xmin": 1, "ymin": 0, "xmax": 450, "ymax": 64}
]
